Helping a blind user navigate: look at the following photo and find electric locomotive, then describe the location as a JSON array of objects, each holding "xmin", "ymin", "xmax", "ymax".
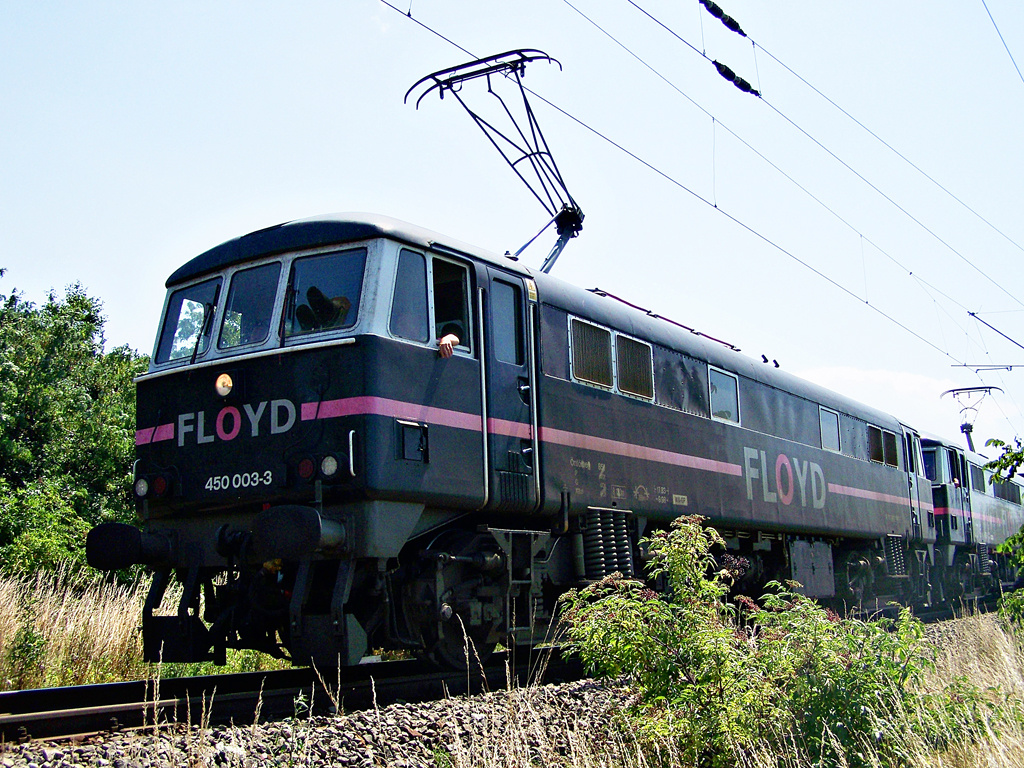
[
  {"xmin": 920, "ymin": 435, "xmax": 1024, "ymax": 600},
  {"xmin": 87, "ymin": 213, "xmax": 1022, "ymax": 669}
]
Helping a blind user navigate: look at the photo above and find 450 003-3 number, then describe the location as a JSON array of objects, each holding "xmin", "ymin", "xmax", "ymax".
[{"xmin": 205, "ymin": 471, "xmax": 273, "ymax": 492}]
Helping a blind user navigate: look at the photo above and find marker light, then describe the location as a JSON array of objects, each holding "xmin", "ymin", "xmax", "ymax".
[
  {"xmin": 152, "ymin": 475, "xmax": 168, "ymax": 496},
  {"xmin": 320, "ymin": 455, "xmax": 339, "ymax": 477},
  {"xmin": 134, "ymin": 478, "xmax": 150, "ymax": 498},
  {"xmin": 297, "ymin": 458, "xmax": 316, "ymax": 480},
  {"xmin": 215, "ymin": 373, "xmax": 233, "ymax": 397}
]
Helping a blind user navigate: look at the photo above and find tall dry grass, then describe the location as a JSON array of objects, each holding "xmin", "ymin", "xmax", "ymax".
[
  {"xmin": 0, "ymin": 566, "xmax": 149, "ymax": 689},
  {"xmin": 0, "ymin": 568, "xmax": 287, "ymax": 691},
  {"xmin": 1, "ymin": 567, "xmax": 1023, "ymax": 767}
]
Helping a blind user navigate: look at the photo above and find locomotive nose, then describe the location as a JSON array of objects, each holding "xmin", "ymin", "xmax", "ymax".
[{"xmin": 86, "ymin": 522, "xmax": 173, "ymax": 571}]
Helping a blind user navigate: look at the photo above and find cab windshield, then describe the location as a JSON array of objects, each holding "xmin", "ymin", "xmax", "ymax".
[
  {"xmin": 155, "ymin": 277, "xmax": 221, "ymax": 363},
  {"xmin": 285, "ymin": 247, "xmax": 367, "ymax": 336}
]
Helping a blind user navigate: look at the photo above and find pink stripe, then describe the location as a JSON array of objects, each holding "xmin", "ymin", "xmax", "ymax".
[
  {"xmin": 540, "ymin": 426, "xmax": 743, "ymax": 476},
  {"xmin": 973, "ymin": 512, "xmax": 1005, "ymax": 525},
  {"xmin": 827, "ymin": 483, "xmax": 908, "ymax": 507},
  {"xmin": 299, "ymin": 397, "xmax": 739, "ymax": 476},
  {"xmin": 302, "ymin": 396, "xmax": 482, "ymax": 431},
  {"xmin": 135, "ymin": 423, "xmax": 175, "ymax": 446},
  {"xmin": 488, "ymin": 417, "xmax": 532, "ymax": 439}
]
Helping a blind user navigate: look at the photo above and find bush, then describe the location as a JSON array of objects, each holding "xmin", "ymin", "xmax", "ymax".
[
  {"xmin": 560, "ymin": 516, "xmax": 1018, "ymax": 768},
  {"xmin": 0, "ymin": 279, "xmax": 148, "ymax": 576}
]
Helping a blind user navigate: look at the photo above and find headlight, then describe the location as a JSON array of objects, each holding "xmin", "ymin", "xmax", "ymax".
[
  {"xmin": 321, "ymin": 455, "xmax": 339, "ymax": 477},
  {"xmin": 215, "ymin": 372, "xmax": 233, "ymax": 397},
  {"xmin": 134, "ymin": 478, "xmax": 150, "ymax": 498}
]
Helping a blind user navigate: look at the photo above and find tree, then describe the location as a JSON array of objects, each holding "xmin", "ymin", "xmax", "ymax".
[
  {"xmin": 986, "ymin": 436, "xmax": 1024, "ymax": 482},
  {"xmin": 0, "ymin": 275, "xmax": 148, "ymax": 573}
]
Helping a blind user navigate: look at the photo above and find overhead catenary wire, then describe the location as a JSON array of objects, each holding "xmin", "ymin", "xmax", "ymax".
[
  {"xmin": 561, "ymin": 0, "xmax": 1002, "ymax": 343},
  {"xmin": 380, "ymin": 0, "xmax": 960, "ymax": 364},
  {"xmin": 982, "ymin": 0, "xmax": 1024, "ymax": 89},
  {"xmin": 694, "ymin": 0, "xmax": 1024, "ymax": 265},
  {"xmin": 623, "ymin": 0, "xmax": 1024, "ymax": 315},
  {"xmin": 379, "ymin": 0, "xmax": 1024, "ymax": 436}
]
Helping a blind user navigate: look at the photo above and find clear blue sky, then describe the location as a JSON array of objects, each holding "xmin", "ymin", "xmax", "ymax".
[{"xmin": 3, "ymin": 1, "xmax": 1023, "ymax": 451}]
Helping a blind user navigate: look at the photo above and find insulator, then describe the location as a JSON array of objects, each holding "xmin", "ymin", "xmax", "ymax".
[
  {"xmin": 700, "ymin": 0, "xmax": 725, "ymax": 19},
  {"xmin": 713, "ymin": 61, "xmax": 760, "ymax": 97},
  {"xmin": 700, "ymin": 0, "xmax": 747, "ymax": 37}
]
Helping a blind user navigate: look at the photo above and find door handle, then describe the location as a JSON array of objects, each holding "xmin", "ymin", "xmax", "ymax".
[{"xmin": 517, "ymin": 378, "xmax": 531, "ymax": 405}]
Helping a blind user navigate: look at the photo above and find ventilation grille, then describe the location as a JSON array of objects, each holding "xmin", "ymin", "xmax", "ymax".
[
  {"xmin": 571, "ymin": 318, "xmax": 612, "ymax": 387},
  {"xmin": 884, "ymin": 534, "xmax": 907, "ymax": 576},
  {"xmin": 581, "ymin": 508, "xmax": 633, "ymax": 579},
  {"xmin": 977, "ymin": 543, "xmax": 992, "ymax": 575}
]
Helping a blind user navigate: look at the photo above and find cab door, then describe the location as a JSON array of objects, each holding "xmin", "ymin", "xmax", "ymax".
[
  {"xmin": 481, "ymin": 266, "xmax": 538, "ymax": 512},
  {"xmin": 901, "ymin": 426, "xmax": 934, "ymax": 544}
]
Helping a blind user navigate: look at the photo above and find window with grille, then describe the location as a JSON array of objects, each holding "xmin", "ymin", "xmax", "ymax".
[
  {"xmin": 868, "ymin": 426, "xmax": 884, "ymax": 463},
  {"xmin": 883, "ymin": 430, "xmax": 899, "ymax": 468},
  {"xmin": 616, "ymin": 335, "xmax": 654, "ymax": 400},
  {"xmin": 570, "ymin": 318, "xmax": 613, "ymax": 388},
  {"xmin": 970, "ymin": 464, "xmax": 987, "ymax": 494}
]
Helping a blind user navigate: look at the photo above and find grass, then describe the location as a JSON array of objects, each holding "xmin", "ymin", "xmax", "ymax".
[
  {"xmin": 0, "ymin": 567, "xmax": 287, "ymax": 690},
  {"xmin": 1, "ymin": 564, "xmax": 1024, "ymax": 767}
]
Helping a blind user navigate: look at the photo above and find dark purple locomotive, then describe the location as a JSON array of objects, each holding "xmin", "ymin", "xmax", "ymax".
[{"xmin": 87, "ymin": 214, "xmax": 1024, "ymax": 668}]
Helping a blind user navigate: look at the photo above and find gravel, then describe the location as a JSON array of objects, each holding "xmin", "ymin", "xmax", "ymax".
[{"xmin": 0, "ymin": 678, "xmax": 634, "ymax": 768}]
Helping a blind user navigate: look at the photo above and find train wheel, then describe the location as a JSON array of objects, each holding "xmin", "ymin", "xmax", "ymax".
[
  {"xmin": 400, "ymin": 530, "xmax": 507, "ymax": 669},
  {"xmin": 942, "ymin": 553, "xmax": 973, "ymax": 603},
  {"xmin": 835, "ymin": 551, "xmax": 873, "ymax": 607},
  {"xmin": 908, "ymin": 550, "xmax": 932, "ymax": 606}
]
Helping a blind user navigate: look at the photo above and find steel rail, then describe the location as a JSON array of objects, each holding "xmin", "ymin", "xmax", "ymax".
[{"xmin": 0, "ymin": 649, "xmax": 582, "ymax": 743}]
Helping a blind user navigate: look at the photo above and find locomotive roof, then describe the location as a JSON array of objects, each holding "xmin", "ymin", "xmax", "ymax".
[
  {"xmin": 531, "ymin": 269, "xmax": 906, "ymax": 432},
  {"xmin": 166, "ymin": 213, "xmax": 525, "ymax": 287},
  {"xmin": 168, "ymin": 212, "xmax": 903, "ymax": 431}
]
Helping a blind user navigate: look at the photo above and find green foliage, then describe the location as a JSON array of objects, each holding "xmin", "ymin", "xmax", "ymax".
[
  {"xmin": 561, "ymin": 516, "xmax": 1016, "ymax": 768},
  {"xmin": 985, "ymin": 436, "xmax": 1024, "ymax": 483},
  {"xmin": 0, "ymin": 279, "xmax": 148, "ymax": 574},
  {"xmin": 4, "ymin": 597, "xmax": 47, "ymax": 689},
  {"xmin": 999, "ymin": 582, "xmax": 1024, "ymax": 630}
]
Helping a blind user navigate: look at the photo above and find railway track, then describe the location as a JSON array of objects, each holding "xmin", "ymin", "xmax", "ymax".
[{"xmin": 0, "ymin": 648, "xmax": 583, "ymax": 744}]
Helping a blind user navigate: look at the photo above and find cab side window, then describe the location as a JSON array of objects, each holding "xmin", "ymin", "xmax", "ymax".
[
  {"xmin": 390, "ymin": 249, "xmax": 429, "ymax": 342},
  {"xmin": 432, "ymin": 258, "xmax": 471, "ymax": 352}
]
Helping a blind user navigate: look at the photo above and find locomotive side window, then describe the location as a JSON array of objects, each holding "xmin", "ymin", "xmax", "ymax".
[
  {"xmin": 868, "ymin": 426, "xmax": 884, "ymax": 463},
  {"xmin": 616, "ymin": 335, "xmax": 654, "ymax": 400},
  {"xmin": 570, "ymin": 318, "xmax": 613, "ymax": 388},
  {"xmin": 156, "ymin": 277, "xmax": 221, "ymax": 363},
  {"xmin": 970, "ymin": 463, "xmax": 987, "ymax": 494},
  {"xmin": 709, "ymin": 368, "xmax": 739, "ymax": 423},
  {"xmin": 994, "ymin": 479, "xmax": 1022, "ymax": 505},
  {"xmin": 819, "ymin": 407, "xmax": 841, "ymax": 452},
  {"xmin": 883, "ymin": 430, "xmax": 899, "ymax": 468},
  {"xmin": 491, "ymin": 279, "xmax": 523, "ymax": 365},
  {"xmin": 218, "ymin": 262, "xmax": 282, "ymax": 349},
  {"xmin": 286, "ymin": 247, "xmax": 366, "ymax": 336},
  {"xmin": 946, "ymin": 448, "xmax": 963, "ymax": 486},
  {"xmin": 390, "ymin": 249, "xmax": 429, "ymax": 342},
  {"xmin": 432, "ymin": 258, "xmax": 471, "ymax": 353},
  {"xmin": 922, "ymin": 448, "xmax": 938, "ymax": 481}
]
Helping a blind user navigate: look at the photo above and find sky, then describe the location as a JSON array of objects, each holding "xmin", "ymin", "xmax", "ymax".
[{"xmin": 2, "ymin": 1, "xmax": 1023, "ymax": 455}]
